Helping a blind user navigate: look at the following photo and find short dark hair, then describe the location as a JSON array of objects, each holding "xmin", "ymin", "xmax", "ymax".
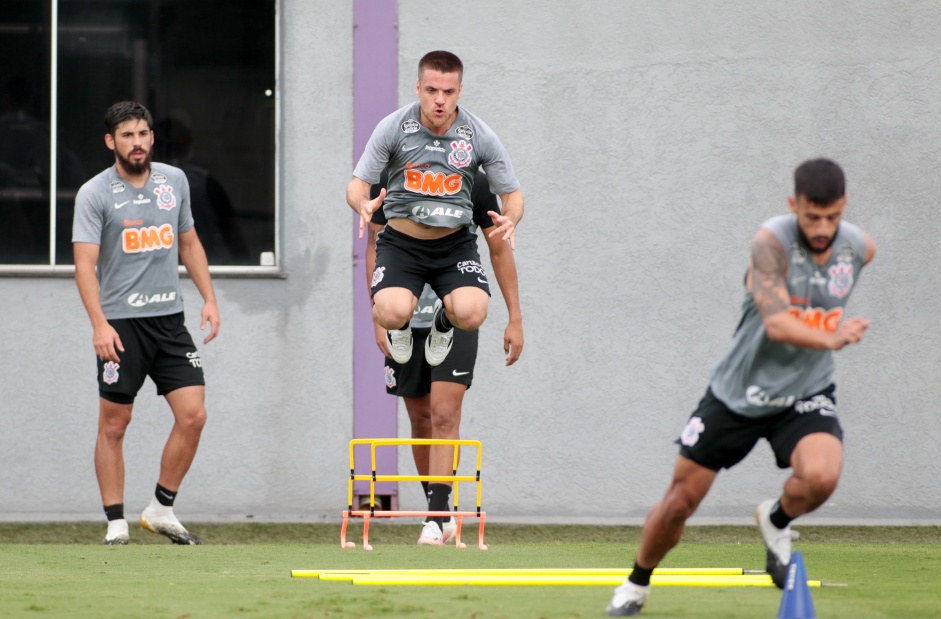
[
  {"xmin": 104, "ymin": 101, "xmax": 153, "ymax": 135},
  {"xmin": 794, "ymin": 158, "xmax": 845, "ymax": 205},
  {"xmin": 418, "ymin": 50, "xmax": 463, "ymax": 82}
]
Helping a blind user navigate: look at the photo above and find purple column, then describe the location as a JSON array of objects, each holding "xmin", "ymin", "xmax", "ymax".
[{"xmin": 352, "ymin": 0, "xmax": 398, "ymax": 506}]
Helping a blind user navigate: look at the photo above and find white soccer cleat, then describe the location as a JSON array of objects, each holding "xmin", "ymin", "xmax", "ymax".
[
  {"xmin": 755, "ymin": 498, "xmax": 791, "ymax": 588},
  {"xmin": 417, "ymin": 520, "xmax": 444, "ymax": 546},
  {"xmin": 386, "ymin": 327, "xmax": 413, "ymax": 363},
  {"xmin": 424, "ymin": 301, "xmax": 454, "ymax": 366},
  {"xmin": 442, "ymin": 518, "xmax": 457, "ymax": 544},
  {"xmin": 101, "ymin": 519, "xmax": 130, "ymax": 545},
  {"xmin": 140, "ymin": 506, "xmax": 202, "ymax": 545},
  {"xmin": 605, "ymin": 579, "xmax": 650, "ymax": 616}
]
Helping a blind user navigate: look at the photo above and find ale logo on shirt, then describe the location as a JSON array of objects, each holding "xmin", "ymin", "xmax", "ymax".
[
  {"xmin": 404, "ymin": 169, "xmax": 463, "ymax": 196},
  {"xmin": 122, "ymin": 224, "xmax": 175, "ymax": 253},
  {"xmin": 154, "ymin": 185, "xmax": 176, "ymax": 210}
]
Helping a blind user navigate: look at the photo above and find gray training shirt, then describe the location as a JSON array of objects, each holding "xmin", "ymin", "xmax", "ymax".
[
  {"xmin": 370, "ymin": 169, "xmax": 500, "ymax": 329},
  {"xmin": 72, "ymin": 163, "xmax": 194, "ymax": 319},
  {"xmin": 708, "ymin": 214, "xmax": 868, "ymax": 418},
  {"xmin": 353, "ymin": 102, "xmax": 519, "ymax": 229}
]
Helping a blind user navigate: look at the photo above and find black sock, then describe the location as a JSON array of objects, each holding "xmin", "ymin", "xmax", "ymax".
[
  {"xmin": 433, "ymin": 307, "xmax": 453, "ymax": 332},
  {"xmin": 155, "ymin": 484, "xmax": 177, "ymax": 507},
  {"xmin": 769, "ymin": 500, "xmax": 794, "ymax": 529},
  {"xmin": 103, "ymin": 503, "xmax": 125, "ymax": 521},
  {"xmin": 426, "ymin": 483, "xmax": 452, "ymax": 528},
  {"xmin": 628, "ymin": 561, "xmax": 655, "ymax": 587},
  {"xmin": 420, "ymin": 481, "xmax": 429, "ymax": 499}
]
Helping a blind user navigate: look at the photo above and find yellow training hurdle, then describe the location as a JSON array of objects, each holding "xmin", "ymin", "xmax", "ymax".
[{"xmin": 342, "ymin": 438, "xmax": 487, "ymax": 550}]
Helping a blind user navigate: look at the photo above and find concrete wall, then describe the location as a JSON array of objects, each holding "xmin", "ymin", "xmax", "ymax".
[
  {"xmin": 0, "ymin": 0, "xmax": 356, "ymax": 523},
  {"xmin": 1, "ymin": 0, "xmax": 939, "ymax": 525}
]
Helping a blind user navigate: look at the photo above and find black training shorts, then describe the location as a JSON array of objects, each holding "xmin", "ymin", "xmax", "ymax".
[
  {"xmin": 97, "ymin": 312, "xmax": 205, "ymax": 403},
  {"xmin": 676, "ymin": 385, "xmax": 843, "ymax": 471},
  {"xmin": 384, "ymin": 327, "xmax": 478, "ymax": 398},
  {"xmin": 371, "ymin": 225, "xmax": 491, "ymax": 299}
]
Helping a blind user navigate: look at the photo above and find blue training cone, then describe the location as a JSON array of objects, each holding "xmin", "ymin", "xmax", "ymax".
[{"xmin": 776, "ymin": 551, "xmax": 816, "ymax": 619}]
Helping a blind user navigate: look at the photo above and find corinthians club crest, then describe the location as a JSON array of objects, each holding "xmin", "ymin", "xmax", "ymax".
[
  {"xmin": 827, "ymin": 262, "xmax": 854, "ymax": 298},
  {"xmin": 154, "ymin": 185, "xmax": 176, "ymax": 210},
  {"xmin": 448, "ymin": 139, "xmax": 473, "ymax": 169},
  {"xmin": 102, "ymin": 361, "xmax": 120, "ymax": 385}
]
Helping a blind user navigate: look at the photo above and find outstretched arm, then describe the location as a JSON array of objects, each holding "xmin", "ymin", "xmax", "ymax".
[
  {"xmin": 487, "ymin": 189, "xmax": 524, "ymax": 249},
  {"xmin": 484, "ymin": 231, "xmax": 523, "ymax": 365},
  {"xmin": 347, "ymin": 177, "xmax": 386, "ymax": 240},
  {"xmin": 748, "ymin": 229, "xmax": 868, "ymax": 350}
]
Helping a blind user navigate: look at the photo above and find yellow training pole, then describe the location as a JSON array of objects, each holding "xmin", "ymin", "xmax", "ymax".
[
  {"xmin": 347, "ymin": 574, "xmax": 822, "ymax": 587},
  {"xmin": 292, "ymin": 567, "xmax": 750, "ymax": 579}
]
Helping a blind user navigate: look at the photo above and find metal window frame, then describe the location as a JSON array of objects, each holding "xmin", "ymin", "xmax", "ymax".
[{"xmin": 0, "ymin": 0, "xmax": 283, "ymax": 278}]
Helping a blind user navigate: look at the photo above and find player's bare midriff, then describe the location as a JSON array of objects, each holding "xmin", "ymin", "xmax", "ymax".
[{"xmin": 387, "ymin": 217, "xmax": 462, "ymax": 240}]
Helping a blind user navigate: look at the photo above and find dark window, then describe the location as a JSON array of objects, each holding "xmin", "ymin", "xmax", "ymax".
[
  {"xmin": 1, "ymin": 0, "xmax": 276, "ymax": 268},
  {"xmin": 0, "ymin": 1, "xmax": 51, "ymax": 264}
]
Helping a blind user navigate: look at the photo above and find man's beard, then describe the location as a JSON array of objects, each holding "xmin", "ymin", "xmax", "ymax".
[
  {"xmin": 798, "ymin": 226, "xmax": 836, "ymax": 254},
  {"xmin": 117, "ymin": 148, "xmax": 151, "ymax": 175}
]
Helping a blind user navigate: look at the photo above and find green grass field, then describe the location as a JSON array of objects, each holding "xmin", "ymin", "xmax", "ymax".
[{"xmin": 1, "ymin": 523, "xmax": 939, "ymax": 618}]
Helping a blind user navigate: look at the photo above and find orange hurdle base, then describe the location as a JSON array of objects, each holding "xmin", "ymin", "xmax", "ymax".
[{"xmin": 341, "ymin": 510, "xmax": 488, "ymax": 550}]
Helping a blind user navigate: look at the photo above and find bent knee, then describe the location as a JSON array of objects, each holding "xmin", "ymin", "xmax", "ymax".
[
  {"xmin": 453, "ymin": 306, "xmax": 488, "ymax": 331},
  {"xmin": 98, "ymin": 406, "xmax": 132, "ymax": 440},
  {"xmin": 179, "ymin": 407, "xmax": 208, "ymax": 433},
  {"xmin": 98, "ymin": 424, "xmax": 128, "ymax": 443},
  {"xmin": 803, "ymin": 470, "xmax": 840, "ymax": 501},
  {"xmin": 430, "ymin": 407, "xmax": 460, "ymax": 433},
  {"xmin": 661, "ymin": 488, "xmax": 701, "ymax": 522},
  {"xmin": 375, "ymin": 306, "xmax": 413, "ymax": 330}
]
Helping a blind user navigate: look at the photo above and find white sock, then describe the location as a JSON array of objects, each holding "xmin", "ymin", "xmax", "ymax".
[{"xmin": 146, "ymin": 496, "xmax": 173, "ymax": 517}]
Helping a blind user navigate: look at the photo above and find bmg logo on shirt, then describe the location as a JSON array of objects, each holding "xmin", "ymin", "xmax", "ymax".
[
  {"xmin": 787, "ymin": 306, "xmax": 843, "ymax": 333},
  {"xmin": 404, "ymin": 169, "xmax": 463, "ymax": 196},
  {"xmin": 122, "ymin": 224, "xmax": 175, "ymax": 253}
]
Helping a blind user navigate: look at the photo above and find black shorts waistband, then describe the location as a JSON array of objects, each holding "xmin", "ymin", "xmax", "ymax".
[
  {"xmin": 379, "ymin": 223, "xmax": 474, "ymax": 248},
  {"xmin": 107, "ymin": 311, "xmax": 185, "ymax": 325}
]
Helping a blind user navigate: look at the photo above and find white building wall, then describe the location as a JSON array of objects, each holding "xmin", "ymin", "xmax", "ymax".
[{"xmin": 1, "ymin": 0, "xmax": 938, "ymax": 524}]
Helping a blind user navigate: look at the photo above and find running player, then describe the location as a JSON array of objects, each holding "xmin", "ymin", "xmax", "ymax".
[
  {"xmin": 347, "ymin": 50, "xmax": 524, "ymax": 371},
  {"xmin": 605, "ymin": 158, "xmax": 875, "ymax": 616},
  {"xmin": 366, "ymin": 170, "xmax": 523, "ymax": 545},
  {"xmin": 72, "ymin": 101, "xmax": 220, "ymax": 545}
]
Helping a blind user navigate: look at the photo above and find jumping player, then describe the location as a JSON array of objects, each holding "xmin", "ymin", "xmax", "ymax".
[
  {"xmin": 605, "ymin": 158, "xmax": 875, "ymax": 615},
  {"xmin": 346, "ymin": 50, "xmax": 524, "ymax": 371},
  {"xmin": 73, "ymin": 101, "xmax": 219, "ymax": 545},
  {"xmin": 366, "ymin": 170, "xmax": 523, "ymax": 545}
]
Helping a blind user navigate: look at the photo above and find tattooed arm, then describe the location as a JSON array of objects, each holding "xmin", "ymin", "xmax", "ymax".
[{"xmin": 747, "ymin": 229, "xmax": 869, "ymax": 350}]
